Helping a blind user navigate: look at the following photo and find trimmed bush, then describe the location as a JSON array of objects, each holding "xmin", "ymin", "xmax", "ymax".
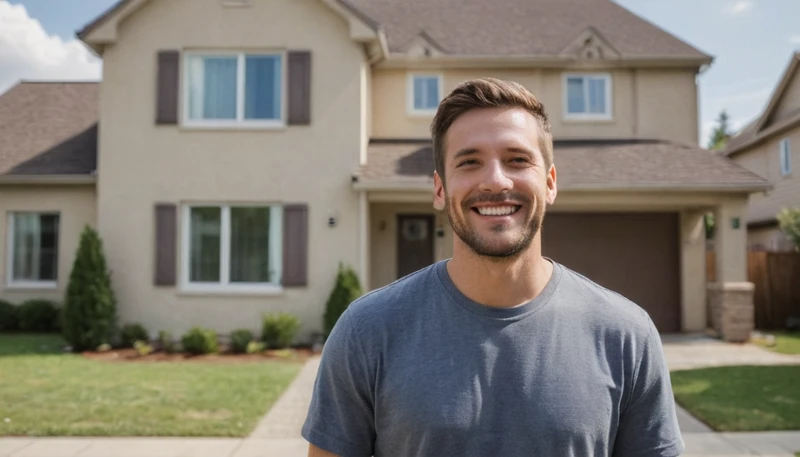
[
  {"xmin": 181, "ymin": 327, "xmax": 219, "ymax": 355},
  {"xmin": 262, "ymin": 312, "xmax": 301, "ymax": 349},
  {"xmin": 158, "ymin": 330, "xmax": 177, "ymax": 353},
  {"xmin": 230, "ymin": 329, "xmax": 254, "ymax": 354},
  {"xmin": 61, "ymin": 225, "xmax": 118, "ymax": 351},
  {"xmin": 120, "ymin": 323, "xmax": 149, "ymax": 348},
  {"xmin": 17, "ymin": 299, "xmax": 59, "ymax": 332},
  {"xmin": 0, "ymin": 300, "xmax": 18, "ymax": 332},
  {"xmin": 323, "ymin": 263, "xmax": 363, "ymax": 337}
]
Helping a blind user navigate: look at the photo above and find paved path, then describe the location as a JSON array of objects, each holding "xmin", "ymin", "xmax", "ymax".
[
  {"xmin": 662, "ymin": 333, "xmax": 800, "ymax": 371},
  {"xmin": 248, "ymin": 356, "xmax": 319, "ymax": 439}
]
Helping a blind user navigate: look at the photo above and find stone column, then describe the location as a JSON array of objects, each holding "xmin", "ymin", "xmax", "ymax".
[{"xmin": 708, "ymin": 198, "xmax": 755, "ymax": 342}]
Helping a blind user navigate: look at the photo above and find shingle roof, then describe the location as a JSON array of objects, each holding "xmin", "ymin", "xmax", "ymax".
[
  {"xmin": 80, "ymin": 0, "xmax": 710, "ymax": 61},
  {"xmin": 349, "ymin": 0, "xmax": 710, "ymax": 59},
  {"xmin": 356, "ymin": 139, "xmax": 771, "ymax": 191},
  {"xmin": 0, "ymin": 82, "xmax": 98, "ymax": 176}
]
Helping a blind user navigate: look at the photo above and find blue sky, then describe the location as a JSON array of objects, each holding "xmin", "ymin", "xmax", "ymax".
[{"xmin": 1, "ymin": 0, "xmax": 798, "ymax": 146}]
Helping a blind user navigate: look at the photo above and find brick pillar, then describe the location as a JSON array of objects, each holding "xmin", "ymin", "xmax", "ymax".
[{"xmin": 707, "ymin": 282, "xmax": 754, "ymax": 342}]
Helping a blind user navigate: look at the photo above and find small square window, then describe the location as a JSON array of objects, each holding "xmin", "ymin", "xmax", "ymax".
[
  {"xmin": 564, "ymin": 74, "xmax": 612, "ymax": 119},
  {"xmin": 408, "ymin": 74, "xmax": 441, "ymax": 114}
]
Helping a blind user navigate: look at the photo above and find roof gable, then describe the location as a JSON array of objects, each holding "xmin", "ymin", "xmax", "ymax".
[
  {"xmin": 754, "ymin": 52, "xmax": 800, "ymax": 133},
  {"xmin": 78, "ymin": 0, "xmax": 385, "ymax": 56}
]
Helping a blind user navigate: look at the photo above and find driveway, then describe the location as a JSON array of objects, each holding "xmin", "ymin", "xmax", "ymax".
[{"xmin": 661, "ymin": 332, "xmax": 800, "ymax": 371}]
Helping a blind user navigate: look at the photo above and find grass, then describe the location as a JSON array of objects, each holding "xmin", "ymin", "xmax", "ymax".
[
  {"xmin": 751, "ymin": 331, "xmax": 800, "ymax": 355},
  {"xmin": 0, "ymin": 334, "xmax": 303, "ymax": 437},
  {"xmin": 671, "ymin": 365, "xmax": 800, "ymax": 432}
]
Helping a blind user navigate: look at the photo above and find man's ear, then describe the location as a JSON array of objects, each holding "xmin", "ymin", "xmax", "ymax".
[
  {"xmin": 546, "ymin": 164, "xmax": 558, "ymax": 205},
  {"xmin": 433, "ymin": 171, "xmax": 446, "ymax": 210}
]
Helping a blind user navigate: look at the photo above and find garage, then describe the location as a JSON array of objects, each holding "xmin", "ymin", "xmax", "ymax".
[{"xmin": 541, "ymin": 212, "xmax": 681, "ymax": 333}]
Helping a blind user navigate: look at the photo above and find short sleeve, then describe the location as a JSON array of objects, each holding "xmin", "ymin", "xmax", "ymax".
[
  {"xmin": 614, "ymin": 319, "xmax": 684, "ymax": 457},
  {"xmin": 301, "ymin": 308, "xmax": 376, "ymax": 457}
]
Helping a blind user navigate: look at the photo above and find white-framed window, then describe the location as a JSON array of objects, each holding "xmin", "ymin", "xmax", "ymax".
[
  {"xmin": 407, "ymin": 73, "xmax": 442, "ymax": 115},
  {"xmin": 780, "ymin": 138, "xmax": 791, "ymax": 176},
  {"xmin": 183, "ymin": 51, "xmax": 284, "ymax": 128},
  {"xmin": 563, "ymin": 73, "xmax": 612, "ymax": 119},
  {"xmin": 181, "ymin": 204, "xmax": 283, "ymax": 293},
  {"xmin": 6, "ymin": 212, "xmax": 59, "ymax": 288}
]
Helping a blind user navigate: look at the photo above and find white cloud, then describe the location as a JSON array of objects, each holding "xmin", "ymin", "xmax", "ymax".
[
  {"xmin": 790, "ymin": 35, "xmax": 800, "ymax": 45},
  {"xmin": 729, "ymin": 0, "xmax": 754, "ymax": 15},
  {"xmin": 0, "ymin": 0, "xmax": 101, "ymax": 95}
]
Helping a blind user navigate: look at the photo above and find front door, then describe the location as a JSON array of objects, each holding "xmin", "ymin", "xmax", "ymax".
[{"xmin": 397, "ymin": 214, "xmax": 435, "ymax": 279}]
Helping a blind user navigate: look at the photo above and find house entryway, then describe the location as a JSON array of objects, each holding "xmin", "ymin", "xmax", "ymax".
[{"xmin": 396, "ymin": 214, "xmax": 435, "ymax": 279}]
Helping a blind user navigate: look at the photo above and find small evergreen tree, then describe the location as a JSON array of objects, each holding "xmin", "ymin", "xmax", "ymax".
[
  {"xmin": 323, "ymin": 263, "xmax": 363, "ymax": 338},
  {"xmin": 707, "ymin": 110, "xmax": 733, "ymax": 150},
  {"xmin": 61, "ymin": 225, "xmax": 118, "ymax": 351}
]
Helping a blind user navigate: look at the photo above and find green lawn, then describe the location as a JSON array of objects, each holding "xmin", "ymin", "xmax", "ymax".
[
  {"xmin": 671, "ymin": 365, "xmax": 800, "ymax": 432},
  {"xmin": 752, "ymin": 331, "xmax": 800, "ymax": 355},
  {"xmin": 0, "ymin": 334, "xmax": 302, "ymax": 437}
]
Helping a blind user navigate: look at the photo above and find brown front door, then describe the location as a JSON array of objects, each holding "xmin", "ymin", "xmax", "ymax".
[
  {"xmin": 397, "ymin": 214, "xmax": 435, "ymax": 279},
  {"xmin": 541, "ymin": 212, "xmax": 681, "ymax": 333}
]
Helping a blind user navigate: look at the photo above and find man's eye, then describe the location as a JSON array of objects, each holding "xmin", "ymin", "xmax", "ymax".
[{"xmin": 458, "ymin": 159, "xmax": 477, "ymax": 167}]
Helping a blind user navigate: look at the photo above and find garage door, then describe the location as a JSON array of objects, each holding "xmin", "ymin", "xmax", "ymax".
[{"xmin": 541, "ymin": 212, "xmax": 681, "ymax": 333}]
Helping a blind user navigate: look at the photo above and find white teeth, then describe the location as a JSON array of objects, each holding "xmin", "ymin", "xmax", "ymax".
[{"xmin": 477, "ymin": 206, "xmax": 517, "ymax": 216}]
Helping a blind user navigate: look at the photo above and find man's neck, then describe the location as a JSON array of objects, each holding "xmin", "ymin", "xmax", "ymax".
[{"xmin": 446, "ymin": 237, "xmax": 553, "ymax": 309}]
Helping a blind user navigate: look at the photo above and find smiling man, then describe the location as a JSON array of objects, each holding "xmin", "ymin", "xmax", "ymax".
[{"xmin": 302, "ymin": 78, "xmax": 684, "ymax": 457}]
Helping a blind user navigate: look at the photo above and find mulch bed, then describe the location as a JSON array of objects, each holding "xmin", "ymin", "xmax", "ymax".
[{"xmin": 81, "ymin": 347, "xmax": 316, "ymax": 364}]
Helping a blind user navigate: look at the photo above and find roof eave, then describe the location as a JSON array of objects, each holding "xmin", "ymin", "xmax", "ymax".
[
  {"xmin": 752, "ymin": 53, "xmax": 800, "ymax": 134},
  {"xmin": 0, "ymin": 175, "xmax": 97, "ymax": 185},
  {"xmin": 377, "ymin": 54, "xmax": 712, "ymax": 69},
  {"xmin": 724, "ymin": 114, "xmax": 800, "ymax": 157}
]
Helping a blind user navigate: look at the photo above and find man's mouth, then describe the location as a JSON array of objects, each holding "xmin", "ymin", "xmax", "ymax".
[{"xmin": 472, "ymin": 205, "xmax": 522, "ymax": 216}]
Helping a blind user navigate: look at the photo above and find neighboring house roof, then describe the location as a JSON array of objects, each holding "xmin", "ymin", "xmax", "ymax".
[
  {"xmin": 355, "ymin": 139, "xmax": 771, "ymax": 192},
  {"xmin": 724, "ymin": 52, "xmax": 800, "ymax": 157},
  {"xmin": 77, "ymin": 0, "xmax": 711, "ymax": 64},
  {"xmin": 0, "ymin": 82, "xmax": 98, "ymax": 180}
]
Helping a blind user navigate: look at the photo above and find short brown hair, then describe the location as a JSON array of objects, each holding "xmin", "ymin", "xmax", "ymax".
[{"xmin": 430, "ymin": 77, "xmax": 553, "ymax": 183}]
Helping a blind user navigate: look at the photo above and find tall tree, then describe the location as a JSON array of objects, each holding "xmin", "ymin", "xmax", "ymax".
[{"xmin": 708, "ymin": 110, "xmax": 733, "ymax": 150}]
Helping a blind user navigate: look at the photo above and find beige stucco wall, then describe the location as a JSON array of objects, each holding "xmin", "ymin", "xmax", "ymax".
[
  {"xmin": 370, "ymin": 67, "xmax": 699, "ymax": 145},
  {"xmin": 730, "ymin": 125, "xmax": 800, "ymax": 223},
  {"xmin": 770, "ymin": 66, "xmax": 800, "ymax": 125},
  {"xmin": 747, "ymin": 225, "xmax": 794, "ymax": 251},
  {"xmin": 0, "ymin": 185, "xmax": 97, "ymax": 305},
  {"xmin": 369, "ymin": 202, "xmax": 451, "ymax": 289},
  {"xmin": 95, "ymin": 0, "xmax": 367, "ymax": 342}
]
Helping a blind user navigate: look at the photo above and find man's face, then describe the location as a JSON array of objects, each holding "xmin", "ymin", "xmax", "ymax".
[{"xmin": 433, "ymin": 107, "xmax": 557, "ymax": 259}]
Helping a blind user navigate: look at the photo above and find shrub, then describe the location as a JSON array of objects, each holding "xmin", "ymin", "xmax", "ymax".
[
  {"xmin": 17, "ymin": 299, "xmax": 59, "ymax": 332},
  {"xmin": 61, "ymin": 225, "xmax": 118, "ymax": 351},
  {"xmin": 181, "ymin": 327, "xmax": 218, "ymax": 355},
  {"xmin": 230, "ymin": 329, "xmax": 254, "ymax": 354},
  {"xmin": 120, "ymin": 323, "xmax": 149, "ymax": 348},
  {"xmin": 323, "ymin": 263, "xmax": 363, "ymax": 337},
  {"xmin": 0, "ymin": 300, "xmax": 18, "ymax": 332},
  {"xmin": 158, "ymin": 330, "xmax": 177, "ymax": 353},
  {"xmin": 246, "ymin": 340, "xmax": 265, "ymax": 354},
  {"xmin": 262, "ymin": 312, "xmax": 301, "ymax": 349},
  {"xmin": 134, "ymin": 340, "xmax": 153, "ymax": 357},
  {"xmin": 777, "ymin": 208, "xmax": 800, "ymax": 251}
]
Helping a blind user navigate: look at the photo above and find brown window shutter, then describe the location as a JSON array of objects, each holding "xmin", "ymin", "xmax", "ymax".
[
  {"xmin": 287, "ymin": 51, "xmax": 311, "ymax": 125},
  {"xmin": 282, "ymin": 204, "xmax": 309, "ymax": 286},
  {"xmin": 156, "ymin": 50, "xmax": 180, "ymax": 125},
  {"xmin": 154, "ymin": 203, "xmax": 177, "ymax": 286}
]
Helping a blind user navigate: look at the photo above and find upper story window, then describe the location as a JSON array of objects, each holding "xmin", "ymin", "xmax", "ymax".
[
  {"xmin": 564, "ymin": 73, "xmax": 612, "ymax": 120},
  {"xmin": 184, "ymin": 51, "xmax": 283, "ymax": 127},
  {"xmin": 408, "ymin": 73, "xmax": 442, "ymax": 115},
  {"xmin": 7, "ymin": 212, "xmax": 59, "ymax": 288},
  {"xmin": 780, "ymin": 138, "xmax": 791, "ymax": 176}
]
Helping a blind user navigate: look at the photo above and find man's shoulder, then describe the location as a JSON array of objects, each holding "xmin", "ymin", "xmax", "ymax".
[{"xmin": 554, "ymin": 262, "xmax": 657, "ymax": 337}]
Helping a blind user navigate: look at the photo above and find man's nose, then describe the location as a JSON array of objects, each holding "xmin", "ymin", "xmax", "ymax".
[{"xmin": 479, "ymin": 160, "xmax": 513, "ymax": 193}]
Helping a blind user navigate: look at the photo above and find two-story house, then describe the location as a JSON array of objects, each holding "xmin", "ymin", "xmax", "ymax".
[
  {"xmin": 0, "ymin": 0, "xmax": 770, "ymax": 343},
  {"xmin": 723, "ymin": 52, "xmax": 800, "ymax": 252}
]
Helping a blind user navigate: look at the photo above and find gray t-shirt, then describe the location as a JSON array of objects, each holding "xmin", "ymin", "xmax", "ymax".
[{"xmin": 302, "ymin": 259, "xmax": 683, "ymax": 457}]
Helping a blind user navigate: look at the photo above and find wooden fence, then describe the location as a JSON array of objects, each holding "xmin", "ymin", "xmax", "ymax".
[{"xmin": 706, "ymin": 250, "xmax": 800, "ymax": 329}]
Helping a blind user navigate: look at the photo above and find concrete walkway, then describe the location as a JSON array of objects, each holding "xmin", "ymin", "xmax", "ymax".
[{"xmin": 3, "ymin": 335, "xmax": 800, "ymax": 457}]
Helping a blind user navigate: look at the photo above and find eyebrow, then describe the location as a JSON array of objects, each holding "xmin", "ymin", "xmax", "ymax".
[{"xmin": 452, "ymin": 146, "xmax": 535, "ymax": 160}]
